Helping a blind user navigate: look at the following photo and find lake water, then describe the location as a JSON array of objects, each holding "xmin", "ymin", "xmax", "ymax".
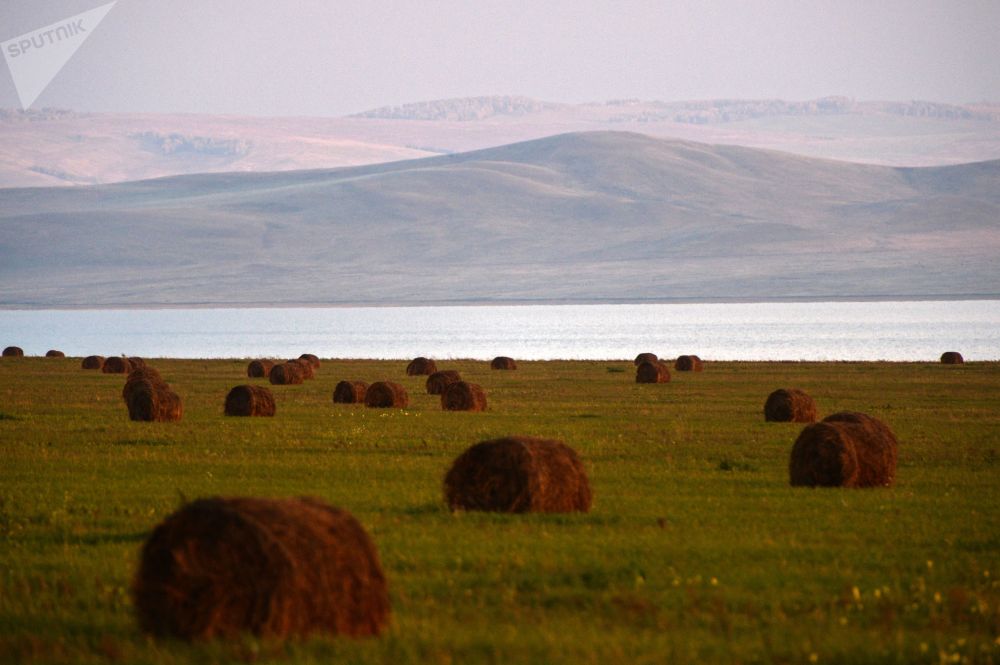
[{"xmin": 1, "ymin": 301, "xmax": 998, "ymax": 361}]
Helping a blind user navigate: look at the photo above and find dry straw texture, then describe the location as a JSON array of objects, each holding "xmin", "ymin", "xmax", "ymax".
[
  {"xmin": 364, "ymin": 382, "xmax": 409, "ymax": 408},
  {"xmin": 129, "ymin": 357, "xmax": 147, "ymax": 371},
  {"xmin": 81, "ymin": 355, "xmax": 104, "ymax": 370},
  {"xmin": 444, "ymin": 436, "xmax": 592, "ymax": 513},
  {"xmin": 123, "ymin": 366, "xmax": 182, "ymax": 422},
  {"xmin": 406, "ymin": 357, "xmax": 437, "ymax": 376},
  {"xmin": 269, "ymin": 363, "xmax": 305, "ymax": 386},
  {"xmin": 633, "ymin": 352, "xmax": 658, "ymax": 366},
  {"xmin": 441, "ymin": 381, "xmax": 487, "ymax": 412},
  {"xmin": 426, "ymin": 370, "xmax": 462, "ymax": 395},
  {"xmin": 224, "ymin": 385, "xmax": 276, "ymax": 417},
  {"xmin": 940, "ymin": 351, "xmax": 964, "ymax": 364},
  {"xmin": 333, "ymin": 381, "xmax": 368, "ymax": 404},
  {"xmin": 674, "ymin": 355, "xmax": 703, "ymax": 372},
  {"xmin": 247, "ymin": 360, "xmax": 275, "ymax": 378},
  {"xmin": 122, "ymin": 367, "xmax": 164, "ymax": 403},
  {"xmin": 102, "ymin": 356, "xmax": 132, "ymax": 374},
  {"xmin": 635, "ymin": 361, "xmax": 671, "ymax": 383},
  {"xmin": 286, "ymin": 359, "xmax": 314, "ymax": 380},
  {"xmin": 789, "ymin": 411, "xmax": 898, "ymax": 488},
  {"xmin": 45, "ymin": 350, "xmax": 65, "ymax": 358},
  {"xmin": 3, "ymin": 346, "xmax": 24, "ymax": 357},
  {"xmin": 298, "ymin": 353, "xmax": 321, "ymax": 369},
  {"xmin": 132, "ymin": 496, "xmax": 390, "ymax": 641},
  {"xmin": 490, "ymin": 356, "xmax": 517, "ymax": 370},
  {"xmin": 764, "ymin": 388, "xmax": 818, "ymax": 422}
]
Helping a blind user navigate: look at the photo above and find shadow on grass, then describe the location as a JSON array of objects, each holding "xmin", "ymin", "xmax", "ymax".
[{"xmin": 113, "ymin": 438, "xmax": 174, "ymax": 446}]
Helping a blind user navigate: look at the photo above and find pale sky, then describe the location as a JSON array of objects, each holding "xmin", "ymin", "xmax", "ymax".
[{"xmin": 2, "ymin": 0, "xmax": 999, "ymax": 115}]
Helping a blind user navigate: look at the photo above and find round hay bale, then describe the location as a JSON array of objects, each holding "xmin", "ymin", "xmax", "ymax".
[
  {"xmin": 131, "ymin": 496, "xmax": 390, "ymax": 641},
  {"xmin": 674, "ymin": 355, "xmax": 703, "ymax": 372},
  {"xmin": 102, "ymin": 356, "xmax": 132, "ymax": 374},
  {"xmin": 405, "ymin": 357, "xmax": 437, "ymax": 376},
  {"xmin": 441, "ymin": 381, "xmax": 487, "ymax": 412},
  {"xmin": 2, "ymin": 346, "xmax": 24, "ymax": 357},
  {"xmin": 126, "ymin": 380, "xmax": 183, "ymax": 422},
  {"xmin": 426, "ymin": 370, "xmax": 462, "ymax": 395},
  {"xmin": 633, "ymin": 352, "xmax": 658, "ymax": 366},
  {"xmin": 635, "ymin": 361, "xmax": 670, "ymax": 383},
  {"xmin": 123, "ymin": 366, "xmax": 165, "ymax": 403},
  {"xmin": 286, "ymin": 359, "xmax": 315, "ymax": 380},
  {"xmin": 764, "ymin": 388, "xmax": 817, "ymax": 423},
  {"xmin": 45, "ymin": 350, "xmax": 65, "ymax": 358},
  {"xmin": 247, "ymin": 359, "xmax": 275, "ymax": 378},
  {"xmin": 490, "ymin": 356, "xmax": 517, "ymax": 370},
  {"xmin": 789, "ymin": 412, "xmax": 897, "ymax": 488},
  {"xmin": 129, "ymin": 357, "xmax": 147, "ymax": 371},
  {"xmin": 82, "ymin": 355, "xmax": 105, "ymax": 370},
  {"xmin": 364, "ymin": 382, "xmax": 409, "ymax": 408},
  {"xmin": 298, "ymin": 353, "xmax": 321, "ymax": 369},
  {"xmin": 444, "ymin": 436, "xmax": 592, "ymax": 513},
  {"xmin": 269, "ymin": 363, "xmax": 305, "ymax": 386},
  {"xmin": 940, "ymin": 351, "xmax": 964, "ymax": 364},
  {"xmin": 225, "ymin": 385, "xmax": 276, "ymax": 417},
  {"xmin": 333, "ymin": 380, "xmax": 368, "ymax": 404}
]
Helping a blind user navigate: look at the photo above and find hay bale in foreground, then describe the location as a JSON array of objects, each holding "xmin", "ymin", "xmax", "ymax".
[
  {"xmin": 131, "ymin": 496, "xmax": 390, "ymax": 641},
  {"xmin": 940, "ymin": 351, "xmax": 964, "ymax": 364},
  {"xmin": 298, "ymin": 353, "xmax": 320, "ymax": 369},
  {"xmin": 635, "ymin": 361, "xmax": 670, "ymax": 383},
  {"xmin": 674, "ymin": 355, "xmax": 703, "ymax": 372},
  {"xmin": 102, "ymin": 356, "xmax": 132, "ymax": 374},
  {"xmin": 82, "ymin": 355, "xmax": 105, "ymax": 370},
  {"xmin": 633, "ymin": 352, "xmax": 658, "ymax": 366},
  {"xmin": 333, "ymin": 381, "xmax": 368, "ymax": 404},
  {"xmin": 441, "ymin": 381, "xmax": 487, "ymax": 411},
  {"xmin": 247, "ymin": 359, "xmax": 275, "ymax": 378},
  {"xmin": 426, "ymin": 370, "xmax": 462, "ymax": 395},
  {"xmin": 490, "ymin": 356, "xmax": 517, "ymax": 370},
  {"xmin": 364, "ymin": 382, "xmax": 409, "ymax": 408},
  {"xmin": 444, "ymin": 436, "xmax": 591, "ymax": 513},
  {"xmin": 45, "ymin": 350, "xmax": 65, "ymax": 358},
  {"xmin": 2, "ymin": 346, "xmax": 24, "ymax": 357},
  {"xmin": 122, "ymin": 366, "xmax": 165, "ymax": 403},
  {"xmin": 269, "ymin": 363, "xmax": 305, "ymax": 385},
  {"xmin": 789, "ymin": 411, "xmax": 897, "ymax": 488},
  {"xmin": 126, "ymin": 381, "xmax": 183, "ymax": 422},
  {"xmin": 764, "ymin": 388, "xmax": 817, "ymax": 423},
  {"xmin": 225, "ymin": 385, "xmax": 276, "ymax": 417},
  {"xmin": 129, "ymin": 357, "xmax": 147, "ymax": 371},
  {"xmin": 405, "ymin": 357, "xmax": 437, "ymax": 376}
]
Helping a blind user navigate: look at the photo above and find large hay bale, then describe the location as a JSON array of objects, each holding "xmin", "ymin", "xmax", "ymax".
[
  {"xmin": 633, "ymin": 352, "xmax": 658, "ymax": 366},
  {"xmin": 247, "ymin": 359, "xmax": 275, "ymax": 378},
  {"xmin": 132, "ymin": 496, "xmax": 390, "ymax": 641},
  {"xmin": 102, "ymin": 356, "xmax": 132, "ymax": 374},
  {"xmin": 444, "ymin": 436, "xmax": 592, "ymax": 513},
  {"xmin": 490, "ymin": 356, "xmax": 517, "ymax": 370},
  {"xmin": 635, "ymin": 361, "xmax": 670, "ymax": 383},
  {"xmin": 45, "ymin": 350, "xmax": 65, "ymax": 358},
  {"xmin": 405, "ymin": 357, "xmax": 437, "ymax": 376},
  {"xmin": 940, "ymin": 351, "xmax": 964, "ymax": 364},
  {"xmin": 333, "ymin": 380, "xmax": 368, "ymax": 404},
  {"xmin": 129, "ymin": 357, "xmax": 147, "ymax": 371},
  {"xmin": 441, "ymin": 381, "xmax": 487, "ymax": 412},
  {"xmin": 82, "ymin": 355, "xmax": 105, "ymax": 370},
  {"xmin": 364, "ymin": 382, "xmax": 409, "ymax": 408},
  {"xmin": 126, "ymin": 380, "xmax": 183, "ymax": 422},
  {"xmin": 426, "ymin": 370, "xmax": 462, "ymax": 395},
  {"xmin": 269, "ymin": 363, "xmax": 305, "ymax": 385},
  {"xmin": 764, "ymin": 388, "xmax": 817, "ymax": 423},
  {"xmin": 225, "ymin": 385, "xmax": 276, "ymax": 417},
  {"xmin": 298, "ymin": 353, "xmax": 321, "ymax": 369},
  {"xmin": 2, "ymin": 346, "xmax": 24, "ymax": 357},
  {"xmin": 123, "ymin": 366, "xmax": 165, "ymax": 403},
  {"xmin": 287, "ymin": 359, "xmax": 315, "ymax": 380},
  {"xmin": 789, "ymin": 412, "xmax": 897, "ymax": 488},
  {"xmin": 674, "ymin": 355, "xmax": 703, "ymax": 372}
]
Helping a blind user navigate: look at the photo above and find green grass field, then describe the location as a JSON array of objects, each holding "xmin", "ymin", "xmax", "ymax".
[{"xmin": 1, "ymin": 357, "xmax": 998, "ymax": 664}]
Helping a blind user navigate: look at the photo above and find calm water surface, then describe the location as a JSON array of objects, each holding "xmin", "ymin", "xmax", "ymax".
[{"xmin": 1, "ymin": 301, "xmax": 998, "ymax": 361}]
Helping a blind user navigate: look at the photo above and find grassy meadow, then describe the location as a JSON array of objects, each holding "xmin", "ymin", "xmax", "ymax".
[{"xmin": 1, "ymin": 356, "xmax": 998, "ymax": 664}]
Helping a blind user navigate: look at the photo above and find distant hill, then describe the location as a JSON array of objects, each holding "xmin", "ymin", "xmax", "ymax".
[{"xmin": 1, "ymin": 131, "xmax": 997, "ymax": 306}]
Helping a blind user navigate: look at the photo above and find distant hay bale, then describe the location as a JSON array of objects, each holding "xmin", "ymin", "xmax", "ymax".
[
  {"xmin": 125, "ymin": 380, "xmax": 183, "ymax": 422},
  {"xmin": 406, "ymin": 357, "xmax": 437, "ymax": 376},
  {"xmin": 333, "ymin": 380, "xmax": 368, "ymax": 404},
  {"xmin": 940, "ymin": 351, "xmax": 964, "ymax": 364},
  {"xmin": 764, "ymin": 388, "xmax": 817, "ymax": 423},
  {"xmin": 224, "ymin": 385, "xmax": 276, "ymax": 417},
  {"xmin": 131, "ymin": 496, "xmax": 390, "ymax": 641},
  {"xmin": 102, "ymin": 356, "xmax": 132, "ymax": 374},
  {"xmin": 674, "ymin": 355, "xmax": 703, "ymax": 372},
  {"xmin": 444, "ymin": 436, "xmax": 592, "ymax": 513},
  {"xmin": 269, "ymin": 363, "xmax": 305, "ymax": 385},
  {"xmin": 490, "ymin": 356, "xmax": 517, "ymax": 370},
  {"xmin": 287, "ymin": 359, "xmax": 315, "ymax": 380},
  {"xmin": 129, "ymin": 357, "xmax": 147, "ymax": 371},
  {"xmin": 364, "ymin": 382, "xmax": 409, "ymax": 408},
  {"xmin": 2, "ymin": 346, "xmax": 24, "ymax": 357},
  {"xmin": 426, "ymin": 370, "xmax": 462, "ymax": 395},
  {"xmin": 633, "ymin": 352, "xmax": 658, "ymax": 366},
  {"xmin": 82, "ymin": 355, "xmax": 105, "ymax": 370},
  {"xmin": 45, "ymin": 350, "xmax": 65, "ymax": 358},
  {"xmin": 247, "ymin": 359, "xmax": 275, "ymax": 378},
  {"xmin": 635, "ymin": 361, "xmax": 670, "ymax": 383},
  {"xmin": 789, "ymin": 412, "xmax": 897, "ymax": 488},
  {"xmin": 298, "ymin": 353, "xmax": 321, "ymax": 369},
  {"xmin": 123, "ymin": 366, "xmax": 165, "ymax": 403},
  {"xmin": 441, "ymin": 381, "xmax": 487, "ymax": 411}
]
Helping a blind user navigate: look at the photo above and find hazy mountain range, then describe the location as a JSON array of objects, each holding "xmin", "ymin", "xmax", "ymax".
[{"xmin": 1, "ymin": 131, "xmax": 997, "ymax": 307}]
